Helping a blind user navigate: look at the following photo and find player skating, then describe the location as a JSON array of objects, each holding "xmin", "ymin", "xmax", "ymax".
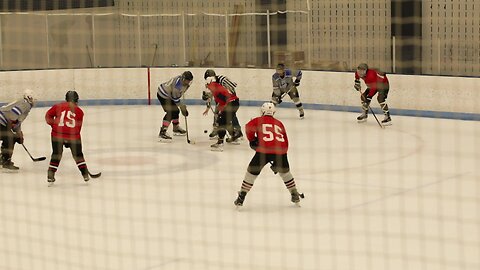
[
  {"xmin": 0, "ymin": 89, "xmax": 35, "ymax": 171},
  {"xmin": 234, "ymin": 102, "xmax": 304, "ymax": 208},
  {"xmin": 157, "ymin": 71, "xmax": 193, "ymax": 142},
  {"xmin": 45, "ymin": 91, "xmax": 99, "ymax": 184},
  {"xmin": 354, "ymin": 63, "xmax": 392, "ymax": 125},
  {"xmin": 204, "ymin": 75, "xmax": 241, "ymax": 151},
  {"xmin": 202, "ymin": 69, "xmax": 243, "ymax": 141},
  {"xmin": 271, "ymin": 63, "xmax": 305, "ymax": 119}
]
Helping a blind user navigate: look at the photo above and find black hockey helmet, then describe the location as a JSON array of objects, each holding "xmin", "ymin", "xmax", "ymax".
[
  {"xmin": 276, "ymin": 63, "xmax": 286, "ymax": 71},
  {"xmin": 204, "ymin": 69, "xmax": 216, "ymax": 80},
  {"xmin": 65, "ymin": 90, "xmax": 79, "ymax": 103},
  {"xmin": 182, "ymin": 71, "xmax": 194, "ymax": 81}
]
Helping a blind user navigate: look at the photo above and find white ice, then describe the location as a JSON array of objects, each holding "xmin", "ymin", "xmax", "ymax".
[{"xmin": 1, "ymin": 104, "xmax": 479, "ymax": 270}]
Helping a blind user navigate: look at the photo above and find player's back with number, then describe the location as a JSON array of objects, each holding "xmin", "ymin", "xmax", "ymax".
[
  {"xmin": 45, "ymin": 102, "xmax": 84, "ymax": 140},
  {"xmin": 245, "ymin": 115, "xmax": 288, "ymax": 155}
]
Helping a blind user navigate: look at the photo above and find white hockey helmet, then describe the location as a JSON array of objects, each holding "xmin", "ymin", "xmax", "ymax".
[
  {"xmin": 23, "ymin": 89, "xmax": 35, "ymax": 104},
  {"xmin": 261, "ymin": 102, "xmax": 276, "ymax": 116},
  {"xmin": 205, "ymin": 76, "xmax": 216, "ymax": 86}
]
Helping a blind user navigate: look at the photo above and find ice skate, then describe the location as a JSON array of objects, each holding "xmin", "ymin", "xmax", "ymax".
[
  {"xmin": 1, "ymin": 157, "xmax": 19, "ymax": 171},
  {"xmin": 299, "ymin": 109, "xmax": 305, "ymax": 119},
  {"xmin": 290, "ymin": 189, "xmax": 305, "ymax": 207},
  {"xmin": 208, "ymin": 129, "xmax": 218, "ymax": 140},
  {"xmin": 173, "ymin": 125, "xmax": 187, "ymax": 136},
  {"xmin": 47, "ymin": 171, "xmax": 56, "ymax": 185},
  {"xmin": 234, "ymin": 191, "xmax": 247, "ymax": 207},
  {"xmin": 357, "ymin": 111, "xmax": 368, "ymax": 123},
  {"xmin": 226, "ymin": 131, "xmax": 243, "ymax": 145},
  {"xmin": 381, "ymin": 114, "xmax": 392, "ymax": 126},
  {"xmin": 210, "ymin": 139, "xmax": 224, "ymax": 152},
  {"xmin": 158, "ymin": 127, "xmax": 172, "ymax": 142},
  {"xmin": 83, "ymin": 173, "xmax": 90, "ymax": 182}
]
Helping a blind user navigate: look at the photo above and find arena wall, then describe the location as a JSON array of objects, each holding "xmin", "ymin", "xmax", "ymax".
[{"xmin": 0, "ymin": 68, "xmax": 479, "ymax": 120}]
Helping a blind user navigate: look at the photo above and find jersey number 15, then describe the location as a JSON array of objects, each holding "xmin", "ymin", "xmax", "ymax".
[{"xmin": 58, "ymin": 110, "xmax": 76, "ymax": 128}]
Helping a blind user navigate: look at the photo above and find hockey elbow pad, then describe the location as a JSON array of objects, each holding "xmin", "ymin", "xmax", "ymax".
[
  {"xmin": 354, "ymin": 79, "xmax": 361, "ymax": 91},
  {"xmin": 294, "ymin": 79, "xmax": 300, "ymax": 87}
]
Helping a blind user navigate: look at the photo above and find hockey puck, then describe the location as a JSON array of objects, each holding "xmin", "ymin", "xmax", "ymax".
[{"xmin": 204, "ymin": 130, "xmax": 208, "ymax": 133}]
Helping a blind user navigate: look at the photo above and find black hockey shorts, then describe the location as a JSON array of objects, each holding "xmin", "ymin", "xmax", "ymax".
[
  {"xmin": 377, "ymin": 86, "xmax": 390, "ymax": 103},
  {"xmin": 247, "ymin": 152, "xmax": 290, "ymax": 175},
  {"xmin": 158, "ymin": 93, "xmax": 180, "ymax": 121},
  {"xmin": 0, "ymin": 125, "xmax": 16, "ymax": 156},
  {"xmin": 217, "ymin": 99, "xmax": 240, "ymax": 128},
  {"xmin": 50, "ymin": 137, "xmax": 85, "ymax": 163}
]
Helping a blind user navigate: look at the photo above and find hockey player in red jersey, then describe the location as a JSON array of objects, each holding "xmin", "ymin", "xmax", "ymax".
[
  {"xmin": 234, "ymin": 102, "xmax": 304, "ymax": 207},
  {"xmin": 202, "ymin": 69, "xmax": 243, "ymax": 142},
  {"xmin": 354, "ymin": 63, "xmax": 392, "ymax": 125},
  {"xmin": 45, "ymin": 90, "xmax": 95, "ymax": 184},
  {"xmin": 205, "ymin": 76, "xmax": 241, "ymax": 151}
]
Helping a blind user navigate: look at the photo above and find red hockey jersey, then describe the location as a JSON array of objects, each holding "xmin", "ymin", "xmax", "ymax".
[
  {"xmin": 245, "ymin": 115, "xmax": 289, "ymax": 154},
  {"xmin": 355, "ymin": 68, "xmax": 389, "ymax": 97},
  {"xmin": 205, "ymin": 81, "xmax": 239, "ymax": 112},
  {"xmin": 45, "ymin": 102, "xmax": 84, "ymax": 140}
]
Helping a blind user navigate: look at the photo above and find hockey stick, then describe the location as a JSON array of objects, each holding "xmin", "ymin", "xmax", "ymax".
[
  {"xmin": 359, "ymin": 89, "xmax": 384, "ymax": 129},
  {"xmin": 280, "ymin": 86, "xmax": 294, "ymax": 100},
  {"xmin": 367, "ymin": 103, "xmax": 384, "ymax": 129},
  {"xmin": 21, "ymin": 144, "xmax": 46, "ymax": 162},
  {"xmin": 88, "ymin": 170, "xmax": 102, "ymax": 178},
  {"xmin": 184, "ymin": 114, "xmax": 195, "ymax": 144}
]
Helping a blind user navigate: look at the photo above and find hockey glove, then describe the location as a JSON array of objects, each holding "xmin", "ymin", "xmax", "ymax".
[
  {"xmin": 249, "ymin": 138, "xmax": 259, "ymax": 150},
  {"xmin": 179, "ymin": 104, "xmax": 189, "ymax": 117},
  {"xmin": 14, "ymin": 131, "xmax": 24, "ymax": 144},
  {"xmin": 272, "ymin": 95, "xmax": 282, "ymax": 105},
  {"xmin": 294, "ymin": 79, "xmax": 301, "ymax": 87},
  {"xmin": 201, "ymin": 91, "xmax": 210, "ymax": 101},
  {"xmin": 354, "ymin": 79, "xmax": 361, "ymax": 91}
]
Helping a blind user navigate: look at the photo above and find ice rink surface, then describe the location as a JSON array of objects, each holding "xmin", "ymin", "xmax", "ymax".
[{"xmin": 1, "ymin": 104, "xmax": 479, "ymax": 270}]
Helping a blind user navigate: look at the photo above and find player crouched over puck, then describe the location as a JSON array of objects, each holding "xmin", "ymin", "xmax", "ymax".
[
  {"xmin": 45, "ymin": 90, "xmax": 94, "ymax": 183},
  {"xmin": 157, "ymin": 71, "xmax": 193, "ymax": 142},
  {"xmin": 234, "ymin": 102, "xmax": 304, "ymax": 207},
  {"xmin": 0, "ymin": 89, "xmax": 35, "ymax": 170},
  {"xmin": 204, "ymin": 75, "xmax": 241, "ymax": 151}
]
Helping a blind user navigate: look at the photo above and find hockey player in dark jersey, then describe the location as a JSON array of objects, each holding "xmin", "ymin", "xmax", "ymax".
[
  {"xmin": 202, "ymin": 69, "xmax": 243, "ymax": 143},
  {"xmin": 271, "ymin": 63, "xmax": 305, "ymax": 119},
  {"xmin": 234, "ymin": 102, "xmax": 304, "ymax": 207},
  {"xmin": 0, "ymin": 89, "xmax": 35, "ymax": 170},
  {"xmin": 157, "ymin": 71, "xmax": 193, "ymax": 142},
  {"xmin": 354, "ymin": 63, "xmax": 392, "ymax": 125}
]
